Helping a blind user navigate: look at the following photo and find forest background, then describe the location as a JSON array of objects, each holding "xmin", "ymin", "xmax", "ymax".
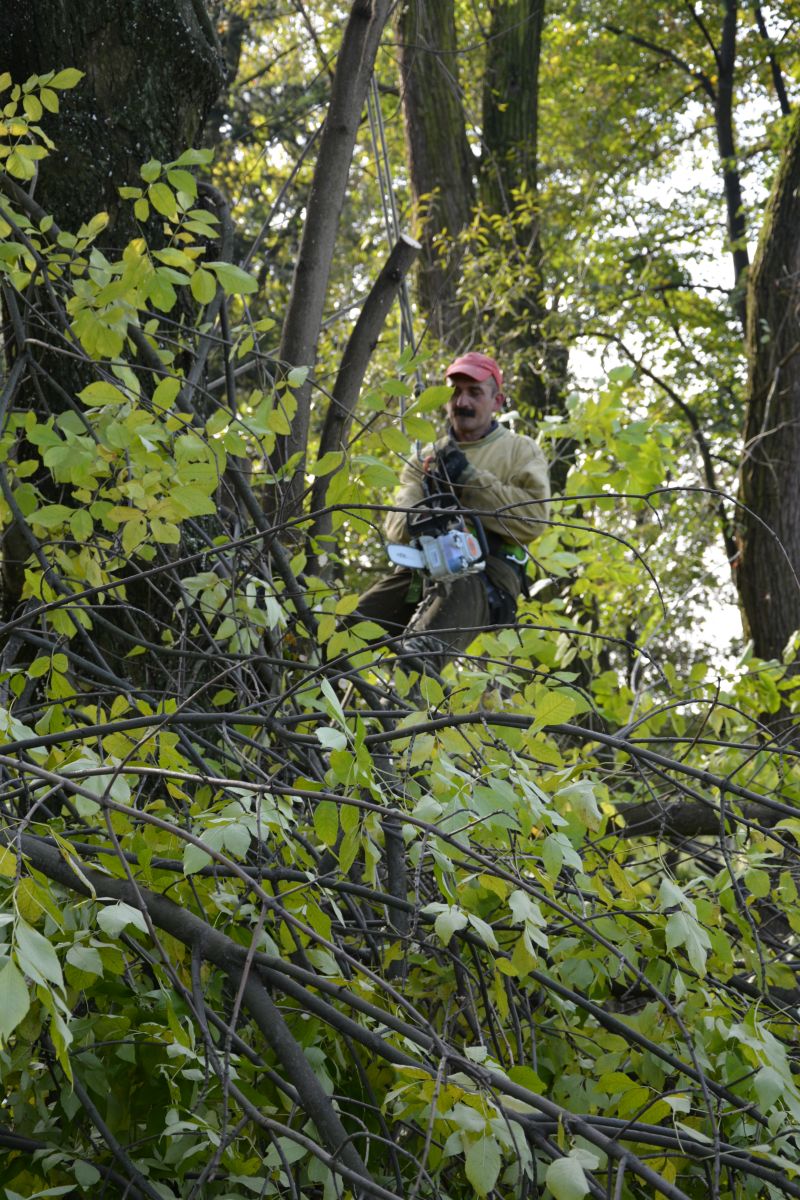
[{"xmin": 1, "ymin": 2, "xmax": 800, "ymax": 1198}]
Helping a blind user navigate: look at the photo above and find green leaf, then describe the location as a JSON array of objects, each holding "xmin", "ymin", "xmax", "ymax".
[
  {"xmin": 413, "ymin": 384, "xmax": 451, "ymax": 412},
  {"xmin": 754, "ymin": 1065, "xmax": 785, "ymax": 1111},
  {"xmin": 30, "ymin": 504, "xmax": 72, "ymax": 529},
  {"xmin": 166, "ymin": 168, "xmax": 197, "ymax": 196},
  {"xmin": 464, "ymin": 1135, "xmax": 501, "ymax": 1196},
  {"xmin": 97, "ymin": 902, "xmax": 148, "ymax": 938},
  {"xmin": 744, "ymin": 867, "xmax": 770, "ymax": 899},
  {"xmin": 74, "ymin": 1162, "xmax": 101, "ymax": 1188},
  {"xmin": 308, "ymin": 450, "xmax": 344, "ymax": 478},
  {"xmin": 542, "ymin": 832, "xmax": 564, "ymax": 877},
  {"xmin": 140, "ymin": 158, "xmax": 162, "ymax": 183},
  {"xmin": 152, "ymin": 375, "xmax": 181, "ymax": 411},
  {"xmin": 122, "ymin": 517, "xmax": 147, "ymax": 554},
  {"xmin": 359, "ymin": 460, "xmax": 397, "ymax": 488},
  {"xmin": 184, "ymin": 844, "xmax": 212, "ymax": 875},
  {"xmin": 15, "ymin": 918, "xmax": 64, "ymax": 989},
  {"xmin": 78, "ymin": 380, "xmax": 128, "ymax": 407},
  {"xmin": 66, "ymin": 944, "xmax": 104, "ymax": 977},
  {"xmin": 207, "ymin": 260, "xmax": 258, "ymax": 295},
  {"xmin": 191, "ymin": 267, "xmax": 217, "ymax": 304},
  {"xmin": 148, "ymin": 181, "xmax": 178, "ymax": 218},
  {"xmin": 316, "ymin": 727, "xmax": 347, "ymax": 751},
  {"xmin": 49, "ymin": 68, "xmax": 84, "ymax": 89},
  {"xmin": 433, "ymin": 906, "xmax": 468, "ymax": 947},
  {"xmin": 665, "ymin": 910, "xmax": 711, "ymax": 976},
  {"xmin": 286, "ymin": 365, "xmax": 309, "ymax": 388},
  {"xmin": 533, "ymin": 689, "xmax": 576, "ymax": 730},
  {"xmin": 381, "ymin": 426, "xmax": 410, "ymax": 454},
  {"xmin": 314, "ymin": 801, "xmax": 339, "ymax": 847},
  {"xmin": 0, "ymin": 960, "xmax": 30, "ymax": 1040},
  {"xmin": 467, "ymin": 913, "xmax": 499, "ymax": 950},
  {"xmin": 70, "ymin": 508, "xmax": 93, "ymax": 540},
  {"xmin": 555, "ymin": 780, "xmax": 602, "ymax": 832},
  {"xmin": 173, "ymin": 147, "xmax": 214, "ymax": 167},
  {"xmin": 381, "ymin": 377, "xmax": 412, "ymax": 397},
  {"xmin": 546, "ymin": 1156, "xmax": 590, "ymax": 1200}
]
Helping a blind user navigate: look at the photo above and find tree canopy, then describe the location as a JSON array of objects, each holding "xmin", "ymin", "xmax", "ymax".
[{"xmin": 1, "ymin": 3, "xmax": 800, "ymax": 1199}]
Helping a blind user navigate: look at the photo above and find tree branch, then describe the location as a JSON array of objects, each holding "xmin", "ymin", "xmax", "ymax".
[{"xmin": 309, "ymin": 233, "xmax": 420, "ymax": 548}]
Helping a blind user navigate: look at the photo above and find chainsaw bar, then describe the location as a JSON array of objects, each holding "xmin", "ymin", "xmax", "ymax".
[{"xmin": 387, "ymin": 543, "xmax": 425, "ymax": 569}]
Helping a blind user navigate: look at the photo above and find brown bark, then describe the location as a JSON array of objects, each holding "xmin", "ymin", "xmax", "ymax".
[
  {"xmin": 479, "ymin": 0, "xmax": 562, "ymax": 420},
  {"xmin": 309, "ymin": 234, "xmax": 420, "ymax": 552},
  {"xmin": 275, "ymin": 0, "xmax": 393, "ymax": 523},
  {"xmin": 738, "ymin": 111, "xmax": 800, "ymax": 662},
  {"xmin": 715, "ymin": 0, "xmax": 749, "ymax": 330},
  {"xmin": 397, "ymin": 0, "xmax": 475, "ymax": 347},
  {"xmin": 480, "ymin": 0, "xmax": 544, "ymax": 212},
  {"xmin": 0, "ymin": 0, "xmax": 223, "ymax": 238},
  {"xmin": 0, "ymin": 1, "xmax": 224, "ymax": 620}
]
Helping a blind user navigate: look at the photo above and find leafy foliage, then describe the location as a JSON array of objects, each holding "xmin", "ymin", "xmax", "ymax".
[{"xmin": 0, "ymin": 22, "xmax": 799, "ymax": 1200}]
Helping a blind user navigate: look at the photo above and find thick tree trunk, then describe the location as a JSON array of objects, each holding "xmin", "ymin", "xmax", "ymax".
[
  {"xmin": 480, "ymin": 0, "xmax": 544, "ymax": 212},
  {"xmin": 0, "ymin": 0, "xmax": 223, "ymax": 238},
  {"xmin": 479, "ymin": 0, "xmax": 563, "ymax": 421},
  {"xmin": 738, "ymin": 111, "xmax": 800, "ymax": 662},
  {"xmin": 397, "ymin": 0, "xmax": 475, "ymax": 347},
  {"xmin": 0, "ymin": 1, "xmax": 224, "ymax": 619}
]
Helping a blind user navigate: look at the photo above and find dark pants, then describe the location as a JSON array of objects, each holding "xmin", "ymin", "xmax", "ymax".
[{"xmin": 354, "ymin": 569, "xmax": 490, "ymax": 675}]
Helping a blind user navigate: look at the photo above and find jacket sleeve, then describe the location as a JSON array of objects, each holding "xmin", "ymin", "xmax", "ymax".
[
  {"xmin": 382, "ymin": 455, "xmax": 426, "ymax": 544},
  {"xmin": 458, "ymin": 436, "xmax": 550, "ymax": 545}
]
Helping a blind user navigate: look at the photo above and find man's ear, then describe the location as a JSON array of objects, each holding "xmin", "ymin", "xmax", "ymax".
[{"xmin": 494, "ymin": 391, "xmax": 505, "ymax": 411}]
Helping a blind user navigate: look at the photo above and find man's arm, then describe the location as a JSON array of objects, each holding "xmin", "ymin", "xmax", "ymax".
[
  {"xmin": 457, "ymin": 437, "xmax": 550, "ymax": 545},
  {"xmin": 383, "ymin": 455, "xmax": 426, "ymax": 544}
]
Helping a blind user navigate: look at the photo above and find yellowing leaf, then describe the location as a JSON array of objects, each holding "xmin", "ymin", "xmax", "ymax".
[
  {"xmin": 148, "ymin": 181, "xmax": 177, "ymax": 218},
  {"xmin": 49, "ymin": 68, "xmax": 84, "ymax": 89},
  {"xmin": 30, "ymin": 504, "xmax": 71, "ymax": 529},
  {"xmin": 0, "ymin": 846, "xmax": 17, "ymax": 877},
  {"xmin": 78, "ymin": 380, "xmax": 128, "ymax": 407},
  {"xmin": 532, "ymin": 688, "xmax": 576, "ymax": 730},
  {"xmin": 122, "ymin": 517, "xmax": 147, "ymax": 554},
  {"xmin": 191, "ymin": 267, "xmax": 217, "ymax": 304}
]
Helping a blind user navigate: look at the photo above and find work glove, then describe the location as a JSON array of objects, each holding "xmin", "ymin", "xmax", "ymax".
[{"xmin": 433, "ymin": 443, "xmax": 470, "ymax": 484}]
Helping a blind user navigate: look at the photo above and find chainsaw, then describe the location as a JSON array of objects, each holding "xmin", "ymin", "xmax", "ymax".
[{"xmin": 386, "ymin": 484, "xmax": 488, "ymax": 583}]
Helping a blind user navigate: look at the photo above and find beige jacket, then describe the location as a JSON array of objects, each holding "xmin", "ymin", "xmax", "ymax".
[{"xmin": 384, "ymin": 424, "xmax": 551, "ymax": 551}]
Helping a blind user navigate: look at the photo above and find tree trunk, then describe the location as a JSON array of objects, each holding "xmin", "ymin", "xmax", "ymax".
[
  {"xmin": 0, "ymin": 1, "xmax": 224, "ymax": 620},
  {"xmin": 716, "ymin": 0, "xmax": 749, "ymax": 330},
  {"xmin": 480, "ymin": 0, "xmax": 543, "ymax": 213},
  {"xmin": 0, "ymin": 0, "xmax": 223, "ymax": 238},
  {"xmin": 397, "ymin": 0, "xmax": 475, "ymax": 347},
  {"xmin": 738, "ymin": 110, "xmax": 800, "ymax": 662},
  {"xmin": 479, "ymin": 0, "xmax": 563, "ymax": 422},
  {"xmin": 275, "ymin": 0, "xmax": 393, "ymax": 522}
]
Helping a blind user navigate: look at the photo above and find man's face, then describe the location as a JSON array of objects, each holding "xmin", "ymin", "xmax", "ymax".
[{"xmin": 446, "ymin": 373, "xmax": 503, "ymax": 443}]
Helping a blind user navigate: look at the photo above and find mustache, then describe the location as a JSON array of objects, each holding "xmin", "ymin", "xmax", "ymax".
[{"xmin": 453, "ymin": 406, "xmax": 476, "ymax": 417}]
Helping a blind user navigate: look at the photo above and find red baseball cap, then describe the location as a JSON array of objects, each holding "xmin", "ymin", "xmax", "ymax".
[{"xmin": 445, "ymin": 351, "xmax": 503, "ymax": 391}]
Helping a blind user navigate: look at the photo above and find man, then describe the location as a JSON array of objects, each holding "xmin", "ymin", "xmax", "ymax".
[{"xmin": 355, "ymin": 352, "xmax": 550, "ymax": 676}]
